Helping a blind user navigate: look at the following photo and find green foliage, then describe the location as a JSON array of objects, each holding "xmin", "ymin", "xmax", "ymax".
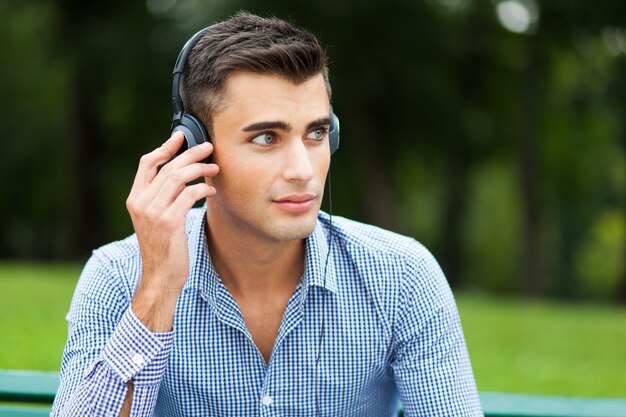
[
  {"xmin": 1, "ymin": 0, "xmax": 625, "ymax": 301},
  {"xmin": 395, "ymin": 151, "xmax": 445, "ymax": 249},
  {"xmin": 462, "ymin": 161, "xmax": 522, "ymax": 292},
  {"xmin": 576, "ymin": 210, "xmax": 626, "ymax": 300}
]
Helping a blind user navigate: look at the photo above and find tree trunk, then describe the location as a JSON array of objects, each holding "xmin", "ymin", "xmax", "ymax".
[
  {"xmin": 518, "ymin": 43, "xmax": 543, "ymax": 297},
  {"xmin": 56, "ymin": 3, "xmax": 106, "ymax": 259},
  {"xmin": 62, "ymin": 69, "xmax": 104, "ymax": 258}
]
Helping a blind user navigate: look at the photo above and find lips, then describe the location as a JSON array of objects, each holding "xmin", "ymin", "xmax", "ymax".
[
  {"xmin": 273, "ymin": 194, "xmax": 317, "ymax": 213},
  {"xmin": 275, "ymin": 194, "xmax": 316, "ymax": 203}
]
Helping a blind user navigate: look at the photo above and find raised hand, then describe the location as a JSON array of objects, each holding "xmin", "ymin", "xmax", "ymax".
[{"xmin": 126, "ymin": 131, "xmax": 218, "ymax": 332}]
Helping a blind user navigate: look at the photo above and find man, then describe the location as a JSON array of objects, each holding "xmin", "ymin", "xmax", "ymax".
[{"xmin": 52, "ymin": 11, "xmax": 482, "ymax": 417}]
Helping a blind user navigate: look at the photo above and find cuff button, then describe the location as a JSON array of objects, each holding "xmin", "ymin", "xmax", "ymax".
[{"xmin": 132, "ymin": 353, "xmax": 145, "ymax": 365}]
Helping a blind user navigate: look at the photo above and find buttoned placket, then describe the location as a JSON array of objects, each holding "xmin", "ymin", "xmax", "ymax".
[{"xmin": 257, "ymin": 279, "xmax": 308, "ymax": 415}]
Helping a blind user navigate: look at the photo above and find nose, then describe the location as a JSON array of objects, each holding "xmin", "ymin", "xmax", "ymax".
[{"xmin": 282, "ymin": 139, "xmax": 315, "ymax": 183}]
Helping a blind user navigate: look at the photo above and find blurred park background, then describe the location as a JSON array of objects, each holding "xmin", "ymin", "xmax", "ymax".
[{"xmin": 0, "ymin": 0, "xmax": 625, "ymax": 398}]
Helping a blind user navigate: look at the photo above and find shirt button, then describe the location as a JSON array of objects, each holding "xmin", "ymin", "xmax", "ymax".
[
  {"xmin": 131, "ymin": 353, "xmax": 144, "ymax": 365},
  {"xmin": 261, "ymin": 395, "xmax": 273, "ymax": 406}
]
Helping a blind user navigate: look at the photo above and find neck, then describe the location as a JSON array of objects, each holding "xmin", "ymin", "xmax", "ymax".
[{"xmin": 205, "ymin": 205, "xmax": 306, "ymax": 299}]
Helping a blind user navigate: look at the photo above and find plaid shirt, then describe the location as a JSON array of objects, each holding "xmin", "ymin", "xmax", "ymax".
[{"xmin": 52, "ymin": 207, "xmax": 482, "ymax": 416}]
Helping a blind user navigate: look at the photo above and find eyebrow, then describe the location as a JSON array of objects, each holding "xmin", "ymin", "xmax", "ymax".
[{"xmin": 241, "ymin": 117, "xmax": 331, "ymax": 133}]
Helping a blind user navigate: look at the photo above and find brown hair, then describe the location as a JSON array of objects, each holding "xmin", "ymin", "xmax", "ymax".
[{"xmin": 181, "ymin": 11, "xmax": 331, "ymax": 136}]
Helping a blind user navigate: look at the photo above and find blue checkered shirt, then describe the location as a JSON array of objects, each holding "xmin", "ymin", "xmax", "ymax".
[{"xmin": 52, "ymin": 207, "xmax": 482, "ymax": 416}]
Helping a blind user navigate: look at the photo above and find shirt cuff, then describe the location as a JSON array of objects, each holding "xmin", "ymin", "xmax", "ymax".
[{"xmin": 100, "ymin": 307, "xmax": 174, "ymax": 386}]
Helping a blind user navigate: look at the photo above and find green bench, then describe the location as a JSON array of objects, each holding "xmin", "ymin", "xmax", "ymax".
[
  {"xmin": 0, "ymin": 370, "xmax": 57, "ymax": 417},
  {"xmin": 2, "ymin": 369, "xmax": 626, "ymax": 416}
]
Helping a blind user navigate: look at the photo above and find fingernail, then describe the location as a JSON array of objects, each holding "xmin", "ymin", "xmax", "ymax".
[{"xmin": 199, "ymin": 142, "xmax": 211, "ymax": 149}]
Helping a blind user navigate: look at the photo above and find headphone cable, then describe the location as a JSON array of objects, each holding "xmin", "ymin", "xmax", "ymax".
[{"xmin": 315, "ymin": 164, "xmax": 333, "ymax": 416}]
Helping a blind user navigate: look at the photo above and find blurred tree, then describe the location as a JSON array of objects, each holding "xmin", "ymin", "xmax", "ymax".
[
  {"xmin": 1, "ymin": 0, "xmax": 624, "ymax": 303},
  {"xmin": 605, "ymin": 53, "xmax": 626, "ymax": 302},
  {"xmin": 0, "ymin": 0, "xmax": 68, "ymax": 258},
  {"xmin": 53, "ymin": 0, "xmax": 164, "ymax": 258}
]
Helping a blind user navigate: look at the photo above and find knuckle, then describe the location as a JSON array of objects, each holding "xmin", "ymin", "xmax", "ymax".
[
  {"xmin": 183, "ymin": 185, "xmax": 201, "ymax": 200},
  {"xmin": 144, "ymin": 205, "xmax": 175, "ymax": 228},
  {"xmin": 156, "ymin": 215, "xmax": 173, "ymax": 229},
  {"xmin": 196, "ymin": 184, "xmax": 211, "ymax": 197},
  {"xmin": 189, "ymin": 186, "xmax": 203, "ymax": 199},
  {"xmin": 159, "ymin": 163, "xmax": 172, "ymax": 176},
  {"xmin": 139, "ymin": 153, "xmax": 153, "ymax": 165},
  {"xmin": 126, "ymin": 197, "xmax": 135, "ymax": 212},
  {"xmin": 169, "ymin": 170, "xmax": 185, "ymax": 183},
  {"xmin": 126, "ymin": 196, "xmax": 145, "ymax": 216}
]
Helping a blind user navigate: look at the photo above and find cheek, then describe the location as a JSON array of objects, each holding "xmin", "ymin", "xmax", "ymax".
[
  {"xmin": 213, "ymin": 156, "xmax": 272, "ymax": 198},
  {"xmin": 315, "ymin": 150, "xmax": 331, "ymax": 179}
]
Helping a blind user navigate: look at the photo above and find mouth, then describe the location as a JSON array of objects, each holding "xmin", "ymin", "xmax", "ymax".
[{"xmin": 273, "ymin": 194, "xmax": 317, "ymax": 213}]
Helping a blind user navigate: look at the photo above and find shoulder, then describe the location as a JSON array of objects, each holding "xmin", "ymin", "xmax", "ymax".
[
  {"xmin": 318, "ymin": 210, "xmax": 452, "ymax": 299},
  {"xmin": 317, "ymin": 212, "xmax": 451, "ymax": 327},
  {"xmin": 318, "ymin": 211, "xmax": 440, "ymax": 274},
  {"xmin": 74, "ymin": 233, "xmax": 141, "ymax": 309}
]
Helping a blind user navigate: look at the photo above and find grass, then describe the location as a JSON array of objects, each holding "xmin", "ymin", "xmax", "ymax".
[
  {"xmin": 458, "ymin": 294, "xmax": 626, "ymax": 397},
  {"xmin": 0, "ymin": 262, "xmax": 82, "ymax": 371},
  {"xmin": 0, "ymin": 262, "xmax": 625, "ymax": 398}
]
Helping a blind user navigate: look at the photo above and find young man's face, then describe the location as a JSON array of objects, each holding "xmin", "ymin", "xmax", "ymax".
[{"xmin": 207, "ymin": 71, "xmax": 331, "ymax": 243}]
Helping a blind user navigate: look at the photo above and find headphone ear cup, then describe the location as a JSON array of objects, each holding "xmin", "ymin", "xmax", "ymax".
[
  {"xmin": 329, "ymin": 108, "xmax": 340, "ymax": 155},
  {"xmin": 171, "ymin": 114, "xmax": 210, "ymax": 156}
]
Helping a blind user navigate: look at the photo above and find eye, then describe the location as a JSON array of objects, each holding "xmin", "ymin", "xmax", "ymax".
[
  {"xmin": 307, "ymin": 128, "xmax": 328, "ymax": 141},
  {"xmin": 250, "ymin": 133, "xmax": 276, "ymax": 146}
]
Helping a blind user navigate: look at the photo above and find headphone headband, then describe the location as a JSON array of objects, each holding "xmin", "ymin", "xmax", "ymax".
[
  {"xmin": 170, "ymin": 25, "xmax": 339, "ymax": 156},
  {"xmin": 171, "ymin": 27, "xmax": 212, "ymax": 125}
]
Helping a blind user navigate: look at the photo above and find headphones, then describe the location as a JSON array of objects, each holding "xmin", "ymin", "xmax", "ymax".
[{"xmin": 171, "ymin": 26, "xmax": 340, "ymax": 156}]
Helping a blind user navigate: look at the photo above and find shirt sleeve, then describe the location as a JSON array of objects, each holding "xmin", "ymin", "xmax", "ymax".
[
  {"xmin": 51, "ymin": 252, "xmax": 175, "ymax": 417},
  {"xmin": 390, "ymin": 249, "xmax": 483, "ymax": 416}
]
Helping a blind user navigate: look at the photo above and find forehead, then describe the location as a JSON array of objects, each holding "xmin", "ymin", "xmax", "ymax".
[{"xmin": 217, "ymin": 71, "xmax": 330, "ymax": 123}]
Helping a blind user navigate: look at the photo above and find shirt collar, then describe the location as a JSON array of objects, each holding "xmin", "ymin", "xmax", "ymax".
[
  {"xmin": 184, "ymin": 206, "xmax": 338, "ymax": 305},
  {"xmin": 183, "ymin": 205, "xmax": 216, "ymax": 302},
  {"xmin": 303, "ymin": 216, "xmax": 338, "ymax": 295}
]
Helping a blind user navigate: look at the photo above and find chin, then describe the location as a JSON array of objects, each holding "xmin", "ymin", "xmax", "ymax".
[{"xmin": 270, "ymin": 214, "xmax": 318, "ymax": 242}]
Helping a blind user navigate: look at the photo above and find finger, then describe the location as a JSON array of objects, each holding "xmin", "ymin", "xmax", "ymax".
[
  {"xmin": 150, "ymin": 163, "xmax": 219, "ymax": 212},
  {"xmin": 130, "ymin": 132, "xmax": 186, "ymax": 194},
  {"xmin": 158, "ymin": 141, "xmax": 214, "ymax": 176},
  {"xmin": 148, "ymin": 141, "xmax": 215, "ymax": 197},
  {"xmin": 166, "ymin": 182, "xmax": 216, "ymax": 220}
]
